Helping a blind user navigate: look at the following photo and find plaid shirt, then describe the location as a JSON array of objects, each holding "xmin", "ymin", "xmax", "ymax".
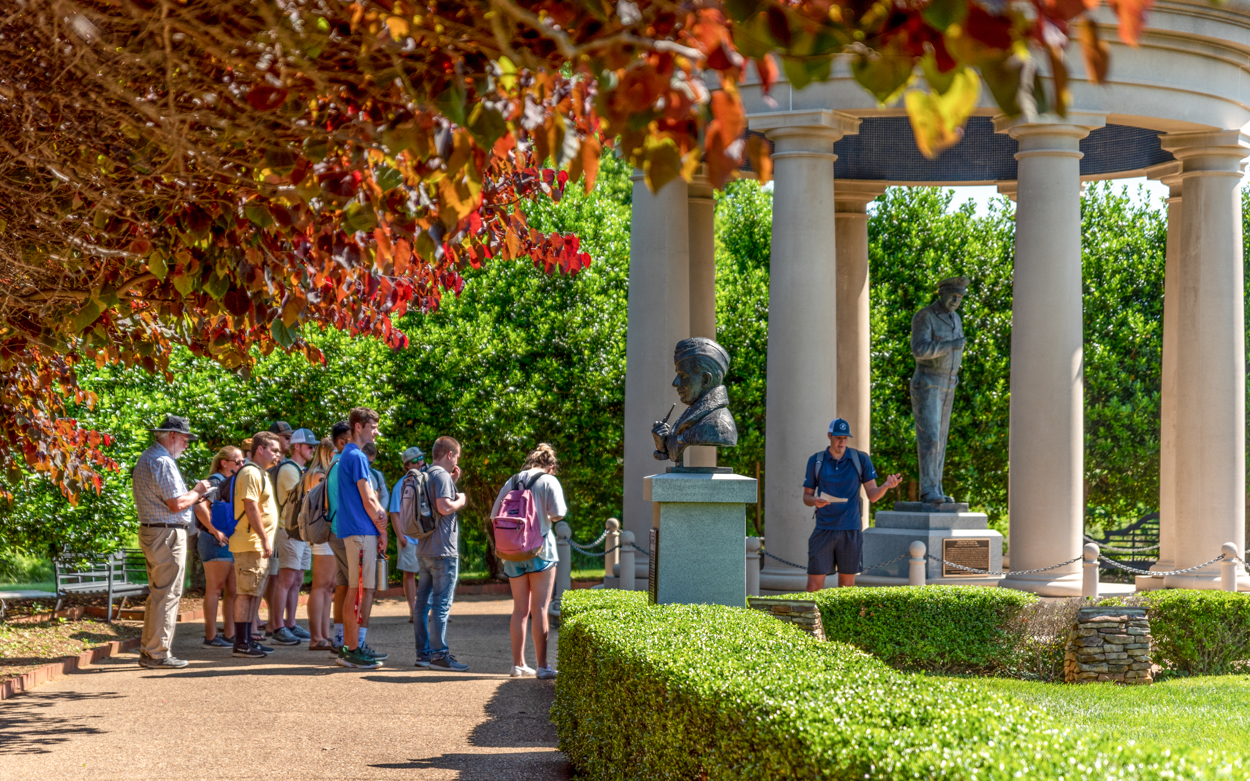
[{"xmin": 133, "ymin": 442, "xmax": 192, "ymax": 527}]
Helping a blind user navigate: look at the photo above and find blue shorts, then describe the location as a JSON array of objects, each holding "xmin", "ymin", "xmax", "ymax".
[
  {"xmin": 197, "ymin": 526, "xmax": 233, "ymax": 562},
  {"xmin": 807, "ymin": 528, "xmax": 862, "ymax": 576},
  {"xmin": 502, "ymin": 556, "xmax": 557, "ymax": 579}
]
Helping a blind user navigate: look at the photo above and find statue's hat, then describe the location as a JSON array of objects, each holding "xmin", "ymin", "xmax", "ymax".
[
  {"xmin": 937, "ymin": 275, "xmax": 970, "ymax": 292},
  {"xmin": 674, "ymin": 337, "xmax": 730, "ymax": 374}
]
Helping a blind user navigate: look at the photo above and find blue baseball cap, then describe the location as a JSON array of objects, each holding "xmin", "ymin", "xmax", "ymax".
[{"xmin": 828, "ymin": 418, "xmax": 853, "ymax": 437}]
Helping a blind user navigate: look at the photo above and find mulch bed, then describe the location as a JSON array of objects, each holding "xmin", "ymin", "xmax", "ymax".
[{"xmin": 0, "ymin": 618, "xmax": 141, "ymax": 682}]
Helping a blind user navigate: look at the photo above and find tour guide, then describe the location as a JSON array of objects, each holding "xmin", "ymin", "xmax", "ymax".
[{"xmin": 802, "ymin": 418, "xmax": 901, "ymax": 592}]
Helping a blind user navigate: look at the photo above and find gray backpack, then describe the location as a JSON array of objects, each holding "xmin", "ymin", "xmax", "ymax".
[
  {"xmin": 397, "ymin": 468, "xmax": 438, "ymax": 540},
  {"xmin": 297, "ymin": 474, "xmax": 334, "ymax": 545},
  {"xmin": 811, "ymin": 448, "xmax": 864, "ymax": 517}
]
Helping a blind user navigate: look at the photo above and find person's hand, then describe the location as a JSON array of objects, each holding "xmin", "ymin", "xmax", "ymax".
[
  {"xmin": 213, "ymin": 530, "xmax": 228, "ymax": 546},
  {"xmin": 450, "ymin": 465, "xmax": 462, "ymax": 481},
  {"xmin": 377, "ymin": 537, "xmax": 387, "ymax": 554},
  {"xmin": 397, "ymin": 534, "xmax": 408, "ymax": 548},
  {"xmin": 193, "ymin": 479, "xmax": 212, "ymax": 494},
  {"xmin": 883, "ymin": 473, "xmax": 903, "ymax": 491},
  {"xmin": 812, "ymin": 497, "xmax": 832, "ymax": 509},
  {"xmin": 262, "ymin": 544, "xmax": 273, "ymax": 559}
]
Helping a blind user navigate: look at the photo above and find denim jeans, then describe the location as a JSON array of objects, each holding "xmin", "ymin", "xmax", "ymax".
[{"xmin": 414, "ymin": 555, "xmax": 459, "ymax": 660}]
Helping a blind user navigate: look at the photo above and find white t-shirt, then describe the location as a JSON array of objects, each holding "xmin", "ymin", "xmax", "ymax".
[{"xmin": 489, "ymin": 468, "xmax": 567, "ymax": 562}]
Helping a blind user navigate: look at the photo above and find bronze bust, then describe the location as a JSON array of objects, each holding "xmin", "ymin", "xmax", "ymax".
[{"xmin": 651, "ymin": 337, "xmax": 738, "ymax": 464}]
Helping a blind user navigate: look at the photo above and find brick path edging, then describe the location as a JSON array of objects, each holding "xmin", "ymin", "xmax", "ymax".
[{"xmin": 0, "ymin": 637, "xmax": 141, "ymax": 701}]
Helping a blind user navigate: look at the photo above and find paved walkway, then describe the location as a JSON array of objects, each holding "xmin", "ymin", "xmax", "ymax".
[{"xmin": 1, "ymin": 595, "xmax": 570, "ymax": 780}]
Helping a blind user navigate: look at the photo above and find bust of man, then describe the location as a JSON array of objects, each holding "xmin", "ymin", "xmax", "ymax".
[{"xmin": 651, "ymin": 337, "xmax": 738, "ymax": 464}]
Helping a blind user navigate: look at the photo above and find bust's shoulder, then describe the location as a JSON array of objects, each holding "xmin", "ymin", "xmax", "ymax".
[{"xmin": 687, "ymin": 406, "xmax": 737, "ymax": 446}]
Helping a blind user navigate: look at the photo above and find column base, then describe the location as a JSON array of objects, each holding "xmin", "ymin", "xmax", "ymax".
[
  {"xmin": 1164, "ymin": 571, "xmax": 1250, "ymax": 590},
  {"xmin": 999, "ymin": 571, "xmax": 1083, "ymax": 597},
  {"xmin": 759, "ymin": 567, "xmax": 809, "ymax": 594}
]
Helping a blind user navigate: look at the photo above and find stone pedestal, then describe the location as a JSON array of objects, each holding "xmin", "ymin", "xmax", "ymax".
[
  {"xmin": 859, "ymin": 503, "xmax": 1003, "ymax": 585},
  {"xmin": 1063, "ymin": 606, "xmax": 1153, "ymax": 684},
  {"xmin": 643, "ymin": 470, "xmax": 758, "ymax": 606}
]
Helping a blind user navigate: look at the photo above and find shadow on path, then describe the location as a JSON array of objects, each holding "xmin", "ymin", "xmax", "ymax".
[{"xmin": 0, "ymin": 691, "xmax": 123, "ymax": 755}]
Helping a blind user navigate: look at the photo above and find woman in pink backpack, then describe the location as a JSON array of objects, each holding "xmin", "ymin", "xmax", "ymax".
[{"xmin": 490, "ymin": 443, "xmax": 567, "ymax": 680}]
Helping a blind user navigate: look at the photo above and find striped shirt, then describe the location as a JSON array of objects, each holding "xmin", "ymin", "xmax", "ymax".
[{"xmin": 133, "ymin": 442, "xmax": 192, "ymax": 527}]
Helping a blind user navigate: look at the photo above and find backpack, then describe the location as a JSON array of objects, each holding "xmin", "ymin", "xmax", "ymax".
[
  {"xmin": 491, "ymin": 471, "xmax": 544, "ymax": 562},
  {"xmin": 397, "ymin": 468, "xmax": 438, "ymax": 540},
  {"xmin": 811, "ymin": 448, "xmax": 864, "ymax": 518},
  {"xmin": 210, "ymin": 463, "xmax": 263, "ymax": 540},
  {"xmin": 278, "ymin": 463, "xmax": 309, "ymax": 541},
  {"xmin": 268, "ymin": 459, "xmax": 301, "ymax": 510},
  {"xmin": 297, "ymin": 475, "xmax": 334, "ymax": 545}
]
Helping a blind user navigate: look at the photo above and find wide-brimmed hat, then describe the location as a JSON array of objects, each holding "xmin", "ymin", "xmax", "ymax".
[
  {"xmin": 401, "ymin": 446, "xmax": 426, "ymax": 465},
  {"xmin": 149, "ymin": 414, "xmax": 198, "ymax": 441}
]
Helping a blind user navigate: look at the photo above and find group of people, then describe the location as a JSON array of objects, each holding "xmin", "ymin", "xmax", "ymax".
[{"xmin": 131, "ymin": 409, "xmax": 564, "ymax": 679}]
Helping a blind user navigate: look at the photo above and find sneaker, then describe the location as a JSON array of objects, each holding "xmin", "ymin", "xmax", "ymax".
[
  {"xmin": 233, "ymin": 644, "xmax": 266, "ymax": 659},
  {"xmin": 202, "ymin": 635, "xmax": 232, "ymax": 648},
  {"xmin": 414, "ymin": 656, "xmax": 432, "ymax": 669},
  {"xmin": 536, "ymin": 666, "xmax": 557, "ymax": 680},
  {"xmin": 328, "ymin": 644, "xmax": 343, "ymax": 660},
  {"xmin": 252, "ymin": 642, "xmax": 275, "ymax": 655},
  {"xmin": 271, "ymin": 627, "xmax": 301, "ymax": 646},
  {"xmin": 139, "ymin": 655, "xmax": 189, "ymax": 669},
  {"xmin": 288, "ymin": 625, "xmax": 312, "ymax": 640},
  {"xmin": 429, "ymin": 654, "xmax": 470, "ymax": 672},
  {"xmin": 359, "ymin": 642, "xmax": 388, "ymax": 661},
  {"xmin": 335, "ymin": 647, "xmax": 383, "ymax": 669},
  {"xmin": 511, "ymin": 664, "xmax": 536, "ymax": 678}
]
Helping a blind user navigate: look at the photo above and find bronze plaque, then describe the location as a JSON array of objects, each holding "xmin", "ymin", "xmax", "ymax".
[
  {"xmin": 648, "ymin": 527, "xmax": 660, "ymax": 604},
  {"xmin": 942, "ymin": 538, "xmax": 991, "ymax": 577}
]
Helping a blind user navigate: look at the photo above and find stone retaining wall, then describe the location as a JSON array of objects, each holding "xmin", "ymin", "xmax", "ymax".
[
  {"xmin": 747, "ymin": 597, "xmax": 825, "ymax": 641},
  {"xmin": 1064, "ymin": 606, "xmax": 1153, "ymax": 685}
]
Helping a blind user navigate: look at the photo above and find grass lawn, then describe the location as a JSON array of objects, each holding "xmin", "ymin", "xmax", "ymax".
[{"xmin": 964, "ymin": 675, "xmax": 1250, "ymax": 752}]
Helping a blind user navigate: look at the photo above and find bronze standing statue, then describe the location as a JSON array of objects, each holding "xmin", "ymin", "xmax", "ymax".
[
  {"xmin": 651, "ymin": 337, "xmax": 738, "ymax": 465},
  {"xmin": 910, "ymin": 276, "xmax": 969, "ymax": 504}
]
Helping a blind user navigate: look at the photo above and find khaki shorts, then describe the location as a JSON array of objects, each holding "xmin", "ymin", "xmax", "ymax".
[
  {"xmin": 235, "ymin": 550, "xmax": 270, "ymax": 597},
  {"xmin": 345, "ymin": 535, "xmax": 378, "ymax": 590},
  {"xmin": 277, "ymin": 527, "xmax": 311, "ymax": 571}
]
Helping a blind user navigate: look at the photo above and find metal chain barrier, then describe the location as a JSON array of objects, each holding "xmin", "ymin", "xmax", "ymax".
[
  {"xmin": 762, "ymin": 549, "xmax": 807, "ymax": 570},
  {"xmin": 1098, "ymin": 553, "xmax": 1225, "ymax": 577},
  {"xmin": 630, "ymin": 542, "xmax": 650, "ymax": 557},
  {"xmin": 567, "ymin": 543, "xmax": 620, "ymax": 559},
  {"xmin": 925, "ymin": 553, "xmax": 1082, "ymax": 577},
  {"xmin": 862, "ymin": 552, "xmax": 909, "ymax": 574},
  {"xmin": 1083, "ymin": 535, "xmax": 1159, "ymax": 554},
  {"xmin": 570, "ymin": 529, "xmax": 610, "ymax": 549}
]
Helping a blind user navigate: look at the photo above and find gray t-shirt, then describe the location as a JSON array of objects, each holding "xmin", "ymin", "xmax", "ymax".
[
  {"xmin": 489, "ymin": 468, "xmax": 567, "ymax": 562},
  {"xmin": 416, "ymin": 465, "xmax": 459, "ymax": 558}
]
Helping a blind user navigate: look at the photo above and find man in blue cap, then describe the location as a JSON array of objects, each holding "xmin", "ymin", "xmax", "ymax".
[{"xmin": 802, "ymin": 418, "xmax": 901, "ymax": 591}]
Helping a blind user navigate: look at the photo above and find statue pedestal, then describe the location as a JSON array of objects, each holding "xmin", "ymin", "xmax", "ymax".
[
  {"xmin": 643, "ymin": 471, "xmax": 758, "ymax": 606},
  {"xmin": 859, "ymin": 503, "xmax": 1004, "ymax": 585}
]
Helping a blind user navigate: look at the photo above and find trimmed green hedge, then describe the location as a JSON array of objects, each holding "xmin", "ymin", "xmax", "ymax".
[
  {"xmin": 806, "ymin": 585, "xmax": 1037, "ymax": 673},
  {"xmin": 1137, "ymin": 591, "xmax": 1250, "ymax": 675},
  {"xmin": 553, "ymin": 590, "xmax": 1242, "ymax": 780}
]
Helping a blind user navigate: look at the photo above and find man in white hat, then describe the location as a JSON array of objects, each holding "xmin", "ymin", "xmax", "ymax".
[{"xmin": 133, "ymin": 414, "xmax": 212, "ymax": 668}]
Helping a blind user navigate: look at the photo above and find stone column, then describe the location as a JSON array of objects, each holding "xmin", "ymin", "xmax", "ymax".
[
  {"xmin": 834, "ymin": 183, "xmax": 884, "ymax": 458},
  {"xmin": 623, "ymin": 173, "xmax": 690, "ymax": 558},
  {"xmin": 747, "ymin": 110, "xmax": 861, "ymax": 592},
  {"xmin": 685, "ymin": 173, "xmax": 718, "ymax": 468},
  {"xmin": 996, "ymin": 114, "xmax": 1103, "ymax": 596},
  {"xmin": 1145, "ymin": 161, "xmax": 1183, "ymax": 577},
  {"xmin": 835, "ymin": 182, "xmax": 884, "ymax": 528},
  {"xmin": 1159, "ymin": 131, "xmax": 1249, "ymax": 589}
]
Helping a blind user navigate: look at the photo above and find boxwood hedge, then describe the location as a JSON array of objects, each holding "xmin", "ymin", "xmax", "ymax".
[
  {"xmin": 553, "ymin": 589, "xmax": 1243, "ymax": 780},
  {"xmin": 1136, "ymin": 590, "xmax": 1250, "ymax": 675}
]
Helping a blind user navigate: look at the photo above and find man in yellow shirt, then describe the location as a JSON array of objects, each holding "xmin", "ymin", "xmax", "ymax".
[{"xmin": 230, "ymin": 431, "xmax": 282, "ymax": 658}]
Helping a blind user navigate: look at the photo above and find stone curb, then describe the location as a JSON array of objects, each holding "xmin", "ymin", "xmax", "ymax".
[{"xmin": 0, "ymin": 637, "xmax": 141, "ymax": 701}]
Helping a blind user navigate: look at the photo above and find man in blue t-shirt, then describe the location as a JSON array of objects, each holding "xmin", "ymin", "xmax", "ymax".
[
  {"xmin": 803, "ymin": 418, "xmax": 902, "ymax": 592},
  {"xmin": 334, "ymin": 407, "xmax": 389, "ymax": 669}
]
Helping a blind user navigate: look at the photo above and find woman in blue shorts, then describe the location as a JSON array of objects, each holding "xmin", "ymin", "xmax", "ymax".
[
  {"xmin": 489, "ymin": 443, "xmax": 567, "ymax": 680},
  {"xmin": 192, "ymin": 446, "xmax": 242, "ymax": 647}
]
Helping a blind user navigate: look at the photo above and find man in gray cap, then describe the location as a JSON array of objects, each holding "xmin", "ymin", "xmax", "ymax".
[
  {"xmin": 651, "ymin": 337, "xmax": 738, "ymax": 464},
  {"xmin": 132, "ymin": 414, "xmax": 212, "ymax": 668},
  {"xmin": 388, "ymin": 445, "xmax": 426, "ymax": 620},
  {"xmin": 910, "ymin": 275, "xmax": 970, "ymax": 503}
]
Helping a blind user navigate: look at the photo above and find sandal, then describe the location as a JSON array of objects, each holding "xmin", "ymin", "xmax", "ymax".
[{"xmin": 308, "ymin": 640, "xmax": 334, "ymax": 651}]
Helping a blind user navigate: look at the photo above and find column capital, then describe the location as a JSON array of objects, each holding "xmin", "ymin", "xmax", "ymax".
[
  {"xmin": 995, "ymin": 181, "xmax": 1018, "ymax": 202},
  {"xmin": 748, "ymin": 111, "xmax": 860, "ymax": 162},
  {"xmin": 688, "ymin": 171, "xmax": 715, "ymax": 203},
  {"xmin": 835, "ymin": 181, "xmax": 887, "ymax": 213},
  {"xmin": 1160, "ymin": 130, "xmax": 1250, "ymax": 177},
  {"xmin": 1145, "ymin": 160, "xmax": 1183, "ymax": 198},
  {"xmin": 993, "ymin": 111, "xmax": 1107, "ymax": 137}
]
